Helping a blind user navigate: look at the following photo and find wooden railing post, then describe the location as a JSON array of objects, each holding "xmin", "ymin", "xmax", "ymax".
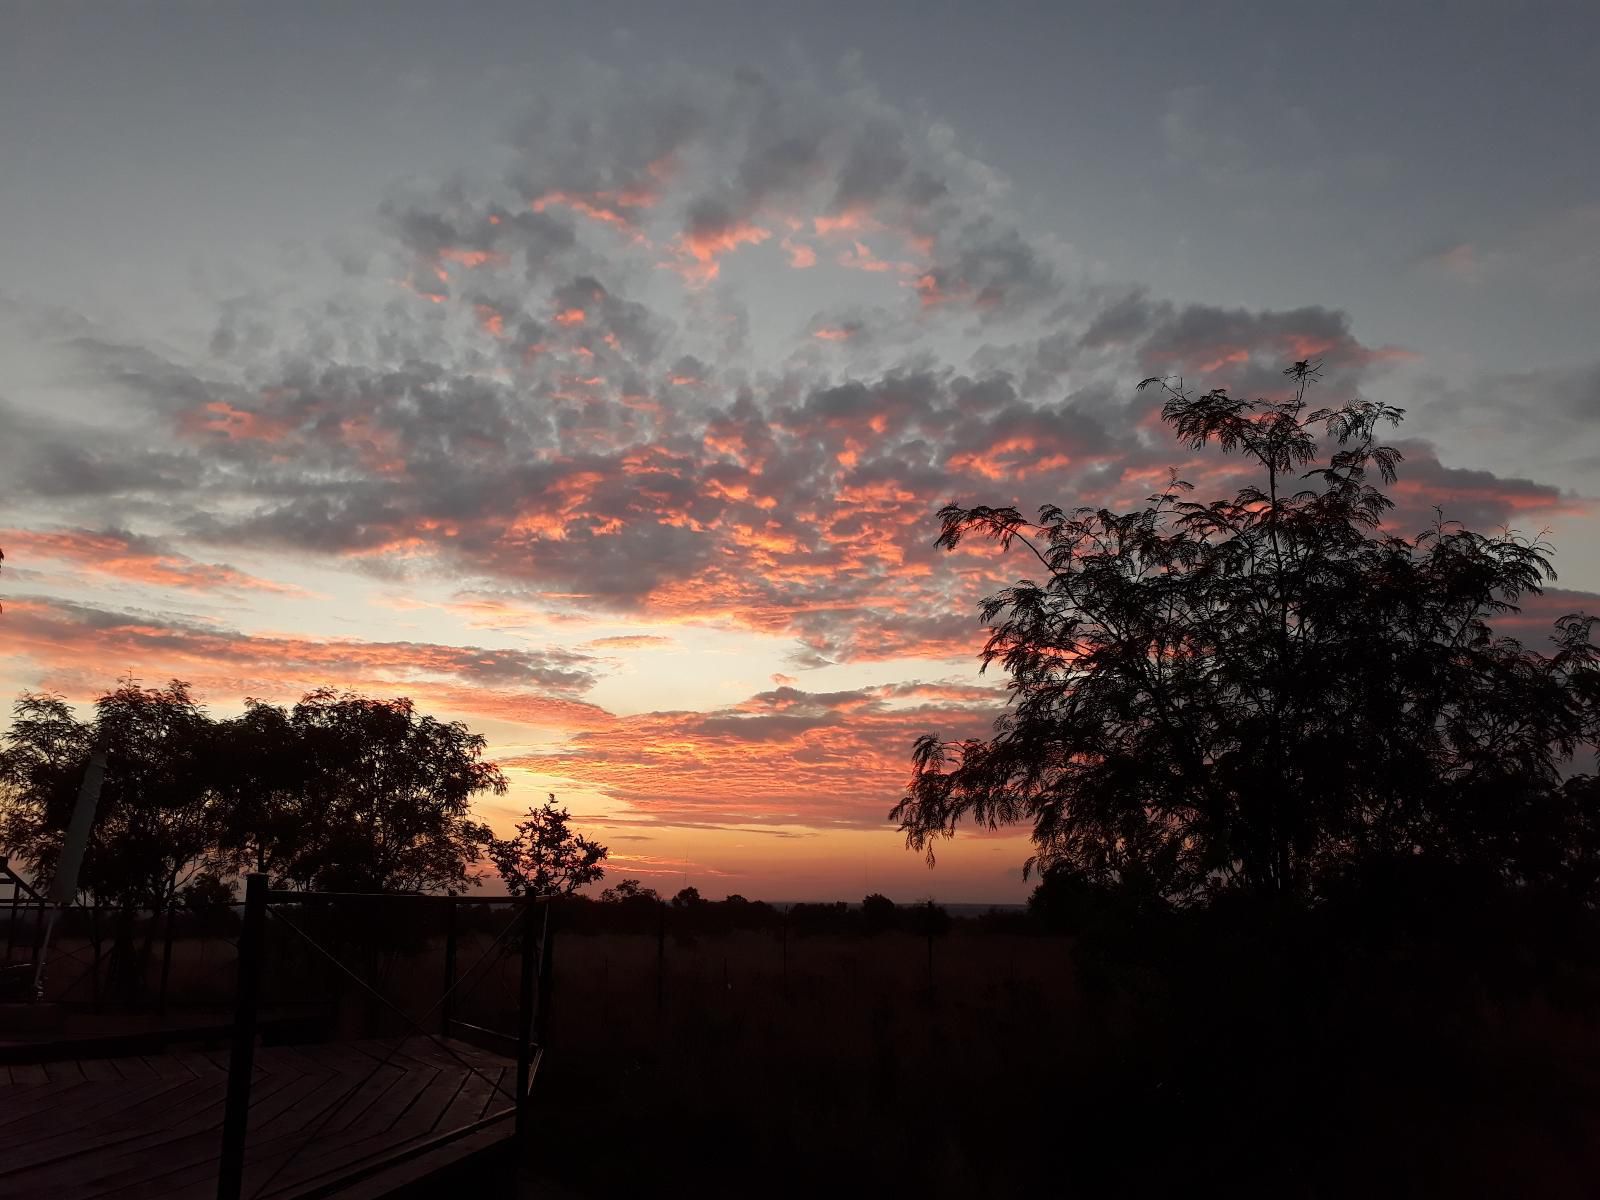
[
  {"xmin": 217, "ymin": 873, "xmax": 267, "ymax": 1200},
  {"xmin": 514, "ymin": 896, "xmax": 540, "ymax": 1139},
  {"xmin": 440, "ymin": 892, "xmax": 457, "ymax": 1037}
]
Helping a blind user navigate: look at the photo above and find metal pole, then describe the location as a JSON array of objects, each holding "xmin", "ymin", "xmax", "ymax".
[
  {"xmin": 655, "ymin": 899, "xmax": 666, "ymax": 1021},
  {"xmin": 90, "ymin": 904, "xmax": 102, "ymax": 1012},
  {"xmin": 158, "ymin": 903, "xmax": 177, "ymax": 1017},
  {"xmin": 217, "ymin": 873, "xmax": 267, "ymax": 1200},
  {"xmin": 535, "ymin": 901, "xmax": 555, "ymax": 1050},
  {"xmin": 514, "ymin": 897, "xmax": 539, "ymax": 1140},
  {"xmin": 5, "ymin": 861, "xmax": 17, "ymax": 963},
  {"xmin": 440, "ymin": 892, "xmax": 457, "ymax": 1038}
]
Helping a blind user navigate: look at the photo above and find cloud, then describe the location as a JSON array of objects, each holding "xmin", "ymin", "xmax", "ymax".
[
  {"xmin": 1418, "ymin": 205, "xmax": 1600, "ymax": 296},
  {"xmin": 2, "ymin": 527, "xmax": 305, "ymax": 596},
  {"xmin": 509, "ymin": 679, "xmax": 1004, "ymax": 829},
  {"xmin": 582, "ymin": 634, "xmax": 675, "ymax": 650},
  {"xmin": 3, "ymin": 64, "xmax": 1578, "ymax": 691},
  {"xmin": 3, "ymin": 596, "xmax": 604, "ymax": 721}
]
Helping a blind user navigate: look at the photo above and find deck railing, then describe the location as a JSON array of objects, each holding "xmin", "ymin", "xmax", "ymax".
[{"xmin": 215, "ymin": 875, "xmax": 552, "ymax": 1200}]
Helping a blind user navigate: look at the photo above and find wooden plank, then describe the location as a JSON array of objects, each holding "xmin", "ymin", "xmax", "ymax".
[
  {"xmin": 323, "ymin": 1121, "xmax": 513, "ymax": 1200},
  {"xmin": 0, "ymin": 1075, "xmax": 195, "ymax": 1146},
  {"xmin": 40, "ymin": 1058, "xmax": 86, "ymax": 1084},
  {"xmin": 0, "ymin": 1078, "xmax": 101, "ymax": 1129},
  {"xmin": 92, "ymin": 1059, "xmax": 432, "ymax": 1200},
  {"xmin": 93, "ymin": 1073, "xmax": 393, "ymax": 1200},
  {"xmin": 167, "ymin": 1050, "xmax": 225, "ymax": 1079},
  {"xmin": 109, "ymin": 1054, "xmax": 158, "ymax": 1078},
  {"xmin": 245, "ymin": 1077, "xmax": 477, "ymax": 1198},
  {"xmin": 140, "ymin": 1053, "xmax": 194, "ymax": 1078},
  {"xmin": 256, "ymin": 1043, "xmax": 336, "ymax": 1078},
  {"xmin": 340, "ymin": 1068, "xmax": 440, "ymax": 1140},
  {"xmin": 266, "ymin": 1104, "xmax": 514, "ymax": 1200},
  {"xmin": 475, "ymin": 1067, "xmax": 513, "ymax": 1122},
  {"xmin": 0, "ymin": 1075, "xmax": 225, "ymax": 1175},
  {"xmin": 0, "ymin": 1036, "xmax": 523, "ymax": 1200},
  {"xmin": 23, "ymin": 1072, "xmax": 305, "ymax": 1195},
  {"xmin": 77, "ymin": 1057, "xmax": 123, "ymax": 1081},
  {"xmin": 437, "ymin": 1064, "xmax": 507, "ymax": 1132}
]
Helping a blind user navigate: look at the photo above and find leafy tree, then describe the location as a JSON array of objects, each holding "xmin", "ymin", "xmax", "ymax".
[
  {"xmin": 894, "ymin": 361, "xmax": 1600, "ymax": 906},
  {"xmin": 488, "ymin": 794, "xmax": 607, "ymax": 897},
  {"xmin": 599, "ymin": 877, "xmax": 660, "ymax": 903},
  {"xmin": 0, "ymin": 682, "xmax": 227, "ymax": 909},
  {"xmin": 212, "ymin": 698, "xmax": 310, "ymax": 878},
  {"xmin": 860, "ymin": 892, "xmax": 896, "ymax": 932},
  {"xmin": 284, "ymin": 689, "xmax": 505, "ymax": 892},
  {"xmin": 0, "ymin": 692, "xmax": 97, "ymax": 894},
  {"xmin": 672, "ymin": 885, "xmax": 703, "ymax": 907}
]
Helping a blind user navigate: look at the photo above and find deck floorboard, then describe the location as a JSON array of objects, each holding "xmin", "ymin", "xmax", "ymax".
[{"xmin": 0, "ymin": 1037, "xmax": 516, "ymax": 1200}]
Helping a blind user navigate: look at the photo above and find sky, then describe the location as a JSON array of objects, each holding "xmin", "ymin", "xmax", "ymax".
[{"xmin": 2, "ymin": 1, "xmax": 1597, "ymax": 903}]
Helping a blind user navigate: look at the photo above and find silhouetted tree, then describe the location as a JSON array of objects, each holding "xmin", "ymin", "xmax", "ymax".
[
  {"xmin": 895, "ymin": 362, "xmax": 1600, "ymax": 906},
  {"xmin": 1, "ymin": 683, "xmax": 512, "ymax": 902},
  {"xmin": 488, "ymin": 794, "xmax": 607, "ymax": 897},
  {"xmin": 212, "ymin": 698, "xmax": 310, "ymax": 878},
  {"xmin": 599, "ymin": 877, "xmax": 660, "ymax": 903},
  {"xmin": 672, "ymin": 885, "xmax": 703, "ymax": 907},
  {"xmin": 860, "ymin": 892, "xmax": 896, "ymax": 932},
  {"xmin": 0, "ymin": 692, "xmax": 95, "ymax": 893},
  {"xmin": 0, "ymin": 682, "xmax": 227, "ymax": 909},
  {"xmin": 286, "ymin": 689, "xmax": 505, "ymax": 892}
]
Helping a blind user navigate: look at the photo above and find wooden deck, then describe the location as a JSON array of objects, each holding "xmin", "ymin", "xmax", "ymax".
[{"xmin": 0, "ymin": 1036, "xmax": 517, "ymax": 1199}]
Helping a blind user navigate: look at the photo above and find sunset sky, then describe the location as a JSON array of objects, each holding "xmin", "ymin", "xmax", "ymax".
[{"xmin": 2, "ymin": 1, "xmax": 1597, "ymax": 902}]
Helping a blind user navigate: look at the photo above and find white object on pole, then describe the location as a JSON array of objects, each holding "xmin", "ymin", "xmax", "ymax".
[
  {"xmin": 33, "ymin": 749, "xmax": 106, "ymax": 999},
  {"xmin": 51, "ymin": 749, "xmax": 105, "ymax": 905}
]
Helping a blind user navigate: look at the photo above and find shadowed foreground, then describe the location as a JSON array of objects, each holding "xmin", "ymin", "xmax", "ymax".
[{"xmin": 0, "ymin": 1036, "xmax": 513, "ymax": 1200}]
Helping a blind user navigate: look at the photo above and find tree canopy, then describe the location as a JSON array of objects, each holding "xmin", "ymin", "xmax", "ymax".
[
  {"xmin": 487, "ymin": 795, "xmax": 608, "ymax": 897},
  {"xmin": 0, "ymin": 683, "xmax": 511, "ymax": 903},
  {"xmin": 894, "ymin": 362, "xmax": 1600, "ymax": 906}
]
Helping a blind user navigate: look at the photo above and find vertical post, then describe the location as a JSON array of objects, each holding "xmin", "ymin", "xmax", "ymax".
[
  {"xmin": 4, "ymin": 859, "xmax": 17, "ymax": 963},
  {"xmin": 655, "ymin": 899, "xmax": 666, "ymax": 1022},
  {"xmin": 535, "ymin": 901, "xmax": 555, "ymax": 1050},
  {"xmin": 90, "ymin": 904, "xmax": 103, "ymax": 1012},
  {"xmin": 514, "ymin": 897, "xmax": 540, "ymax": 1140},
  {"xmin": 158, "ymin": 903, "xmax": 177, "ymax": 1017},
  {"xmin": 440, "ymin": 892, "xmax": 458, "ymax": 1038},
  {"xmin": 217, "ymin": 873, "xmax": 267, "ymax": 1200}
]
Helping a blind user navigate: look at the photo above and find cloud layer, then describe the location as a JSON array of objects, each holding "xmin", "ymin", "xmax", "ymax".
[{"xmin": 2, "ymin": 66, "xmax": 1590, "ymax": 879}]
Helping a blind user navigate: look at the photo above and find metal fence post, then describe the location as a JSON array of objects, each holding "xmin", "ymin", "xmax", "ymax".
[
  {"xmin": 440, "ymin": 892, "xmax": 457, "ymax": 1038},
  {"xmin": 217, "ymin": 873, "xmax": 267, "ymax": 1200},
  {"xmin": 158, "ymin": 903, "xmax": 177, "ymax": 1017},
  {"xmin": 655, "ymin": 899, "xmax": 666, "ymax": 1022},
  {"xmin": 514, "ymin": 896, "xmax": 540, "ymax": 1140},
  {"xmin": 535, "ymin": 901, "xmax": 555, "ymax": 1050}
]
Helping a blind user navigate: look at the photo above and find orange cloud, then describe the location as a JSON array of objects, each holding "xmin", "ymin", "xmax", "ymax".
[
  {"xmin": 782, "ymin": 238, "xmax": 818, "ymax": 268},
  {"xmin": 582, "ymin": 635, "xmax": 676, "ymax": 650},
  {"xmin": 437, "ymin": 248, "xmax": 506, "ymax": 270},
  {"xmin": 512, "ymin": 681, "xmax": 1001, "ymax": 831},
  {"xmin": 670, "ymin": 221, "xmax": 771, "ymax": 283},
  {"xmin": 3, "ymin": 529, "xmax": 305, "ymax": 595},
  {"xmin": 178, "ymin": 401, "xmax": 294, "ymax": 444},
  {"xmin": 2, "ymin": 598, "xmax": 605, "ymax": 732}
]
